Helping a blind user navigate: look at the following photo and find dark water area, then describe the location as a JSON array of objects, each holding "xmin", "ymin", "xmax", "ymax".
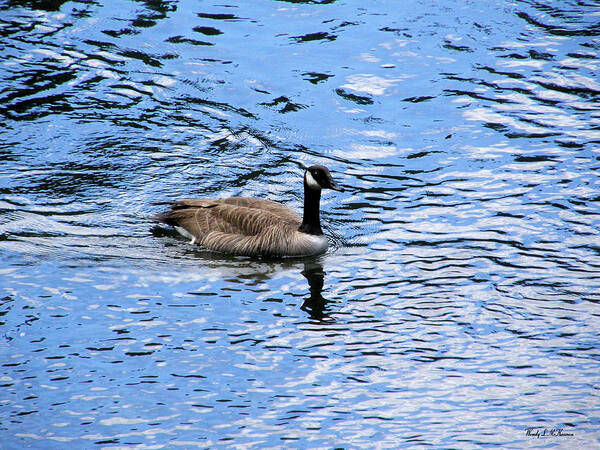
[{"xmin": 1, "ymin": 0, "xmax": 599, "ymax": 447}]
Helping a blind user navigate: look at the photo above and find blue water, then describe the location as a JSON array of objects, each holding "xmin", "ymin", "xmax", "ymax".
[{"xmin": 1, "ymin": 0, "xmax": 600, "ymax": 448}]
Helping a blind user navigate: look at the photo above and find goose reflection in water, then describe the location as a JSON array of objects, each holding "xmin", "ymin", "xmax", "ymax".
[
  {"xmin": 150, "ymin": 229, "xmax": 336, "ymax": 319},
  {"xmin": 300, "ymin": 260, "xmax": 331, "ymax": 321}
]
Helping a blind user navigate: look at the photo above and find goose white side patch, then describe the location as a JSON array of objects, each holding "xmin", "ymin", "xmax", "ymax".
[
  {"xmin": 306, "ymin": 233, "xmax": 328, "ymax": 254},
  {"xmin": 175, "ymin": 226, "xmax": 198, "ymax": 244},
  {"xmin": 305, "ymin": 170, "xmax": 321, "ymax": 190}
]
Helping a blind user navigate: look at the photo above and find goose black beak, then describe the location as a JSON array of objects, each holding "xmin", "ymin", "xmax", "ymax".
[{"xmin": 328, "ymin": 179, "xmax": 344, "ymax": 192}]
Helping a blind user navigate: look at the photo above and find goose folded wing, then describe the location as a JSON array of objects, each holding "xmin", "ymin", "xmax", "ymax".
[
  {"xmin": 211, "ymin": 197, "xmax": 301, "ymax": 223},
  {"xmin": 155, "ymin": 201, "xmax": 299, "ymax": 239}
]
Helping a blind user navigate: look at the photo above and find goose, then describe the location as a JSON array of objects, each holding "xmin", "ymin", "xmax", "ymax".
[{"xmin": 153, "ymin": 165, "xmax": 344, "ymax": 257}]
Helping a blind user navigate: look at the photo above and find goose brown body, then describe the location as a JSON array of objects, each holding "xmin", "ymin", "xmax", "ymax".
[{"xmin": 153, "ymin": 166, "xmax": 343, "ymax": 257}]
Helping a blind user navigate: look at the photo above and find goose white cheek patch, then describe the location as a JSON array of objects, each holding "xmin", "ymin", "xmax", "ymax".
[{"xmin": 305, "ymin": 171, "xmax": 321, "ymax": 190}]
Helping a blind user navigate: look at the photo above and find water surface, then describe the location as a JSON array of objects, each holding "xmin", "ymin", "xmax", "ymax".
[{"xmin": 1, "ymin": 0, "xmax": 599, "ymax": 447}]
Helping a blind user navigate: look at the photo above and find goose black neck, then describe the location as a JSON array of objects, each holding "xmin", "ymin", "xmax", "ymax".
[{"xmin": 299, "ymin": 182, "xmax": 323, "ymax": 235}]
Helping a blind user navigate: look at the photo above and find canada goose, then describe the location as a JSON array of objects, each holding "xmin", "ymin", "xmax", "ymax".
[{"xmin": 153, "ymin": 165, "xmax": 344, "ymax": 257}]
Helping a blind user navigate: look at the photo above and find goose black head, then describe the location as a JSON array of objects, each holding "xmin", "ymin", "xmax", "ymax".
[{"xmin": 304, "ymin": 165, "xmax": 344, "ymax": 192}]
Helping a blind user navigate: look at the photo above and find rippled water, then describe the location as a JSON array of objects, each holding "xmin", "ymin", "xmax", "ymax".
[{"xmin": 1, "ymin": 0, "xmax": 600, "ymax": 447}]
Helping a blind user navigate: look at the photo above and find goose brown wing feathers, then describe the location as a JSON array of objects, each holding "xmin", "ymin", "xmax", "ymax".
[
  {"xmin": 175, "ymin": 197, "xmax": 301, "ymax": 223},
  {"xmin": 154, "ymin": 197, "xmax": 301, "ymax": 242}
]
